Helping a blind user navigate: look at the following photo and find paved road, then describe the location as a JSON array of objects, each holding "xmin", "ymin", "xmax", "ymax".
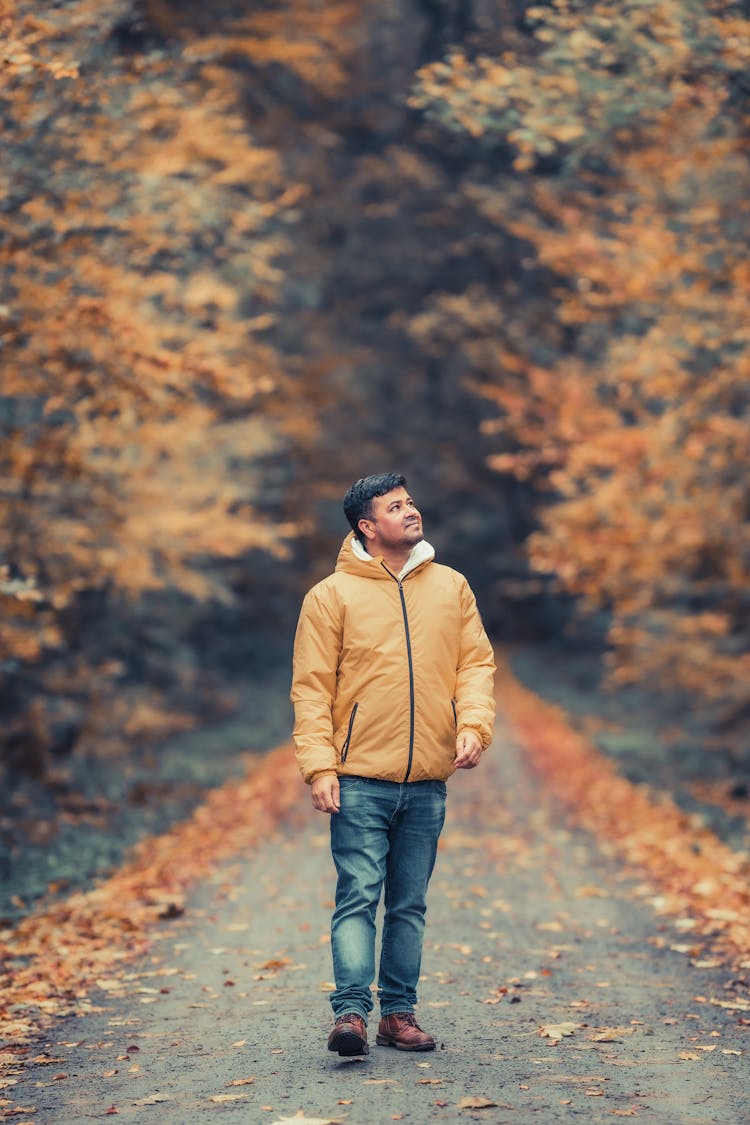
[{"xmin": 13, "ymin": 719, "xmax": 748, "ymax": 1124}]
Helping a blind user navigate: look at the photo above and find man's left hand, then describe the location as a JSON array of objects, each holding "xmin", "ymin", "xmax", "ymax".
[{"xmin": 454, "ymin": 729, "xmax": 483, "ymax": 769}]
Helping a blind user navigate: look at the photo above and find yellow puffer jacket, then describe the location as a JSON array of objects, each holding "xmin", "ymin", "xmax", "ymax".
[{"xmin": 291, "ymin": 533, "xmax": 495, "ymax": 784}]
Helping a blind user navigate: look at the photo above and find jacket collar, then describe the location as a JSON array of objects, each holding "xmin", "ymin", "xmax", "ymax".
[{"xmin": 336, "ymin": 532, "xmax": 435, "ymax": 579}]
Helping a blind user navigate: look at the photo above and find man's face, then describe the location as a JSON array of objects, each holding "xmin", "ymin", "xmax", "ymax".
[{"xmin": 360, "ymin": 487, "xmax": 423, "ymax": 553}]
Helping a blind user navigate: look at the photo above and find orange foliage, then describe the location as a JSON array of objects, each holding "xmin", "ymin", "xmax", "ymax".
[
  {"xmin": 410, "ymin": 1, "xmax": 750, "ymax": 734},
  {"xmin": 0, "ymin": 743, "xmax": 303, "ymax": 1051},
  {"xmin": 497, "ymin": 662, "xmax": 750, "ymax": 971},
  {"xmin": 1, "ymin": 0, "xmax": 364, "ymax": 757}
]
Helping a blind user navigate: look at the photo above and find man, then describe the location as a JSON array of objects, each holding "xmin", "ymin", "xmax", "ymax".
[{"xmin": 291, "ymin": 473, "xmax": 495, "ymax": 1056}]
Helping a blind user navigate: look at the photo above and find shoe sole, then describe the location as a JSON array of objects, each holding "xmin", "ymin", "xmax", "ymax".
[
  {"xmin": 328, "ymin": 1032, "xmax": 369, "ymax": 1057},
  {"xmin": 375, "ymin": 1036, "xmax": 435, "ymax": 1051}
]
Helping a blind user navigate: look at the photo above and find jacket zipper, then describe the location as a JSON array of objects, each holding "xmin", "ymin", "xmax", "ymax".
[
  {"xmin": 398, "ymin": 582, "xmax": 415, "ymax": 781},
  {"xmin": 381, "ymin": 563, "xmax": 416, "ymax": 782},
  {"xmin": 341, "ymin": 702, "xmax": 358, "ymax": 762}
]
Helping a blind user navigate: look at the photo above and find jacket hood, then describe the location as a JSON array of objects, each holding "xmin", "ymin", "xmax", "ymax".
[{"xmin": 335, "ymin": 532, "xmax": 435, "ymax": 580}]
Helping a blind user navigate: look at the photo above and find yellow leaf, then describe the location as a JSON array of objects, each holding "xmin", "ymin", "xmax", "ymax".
[
  {"xmin": 589, "ymin": 1027, "xmax": 634, "ymax": 1042},
  {"xmin": 540, "ymin": 1022, "xmax": 579, "ymax": 1041},
  {"xmin": 269, "ymin": 1117, "xmax": 343, "ymax": 1125}
]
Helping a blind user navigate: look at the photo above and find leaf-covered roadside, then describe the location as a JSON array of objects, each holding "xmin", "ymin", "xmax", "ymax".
[
  {"xmin": 0, "ymin": 743, "xmax": 302, "ymax": 1062},
  {"xmin": 3, "ymin": 651, "xmax": 749, "ymax": 1078},
  {"xmin": 497, "ymin": 661, "xmax": 750, "ymax": 979}
]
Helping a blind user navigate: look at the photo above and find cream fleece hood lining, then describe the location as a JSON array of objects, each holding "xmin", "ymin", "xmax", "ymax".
[{"xmin": 351, "ymin": 536, "xmax": 435, "ymax": 580}]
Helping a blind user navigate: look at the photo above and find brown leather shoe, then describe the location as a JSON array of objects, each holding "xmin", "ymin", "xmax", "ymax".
[
  {"xmin": 376, "ymin": 1012, "xmax": 435, "ymax": 1051},
  {"xmin": 327, "ymin": 1013, "xmax": 369, "ymax": 1056}
]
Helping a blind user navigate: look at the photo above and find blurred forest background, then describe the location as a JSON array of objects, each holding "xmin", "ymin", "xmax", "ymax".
[{"xmin": 2, "ymin": 0, "xmax": 749, "ymax": 911}]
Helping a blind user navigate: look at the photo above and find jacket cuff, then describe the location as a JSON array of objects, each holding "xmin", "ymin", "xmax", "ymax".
[
  {"xmin": 307, "ymin": 768, "xmax": 339, "ymax": 786},
  {"xmin": 457, "ymin": 725, "xmax": 490, "ymax": 751}
]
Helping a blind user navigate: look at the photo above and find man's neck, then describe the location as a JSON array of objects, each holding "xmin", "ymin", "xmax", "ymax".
[{"xmin": 379, "ymin": 547, "xmax": 412, "ymax": 575}]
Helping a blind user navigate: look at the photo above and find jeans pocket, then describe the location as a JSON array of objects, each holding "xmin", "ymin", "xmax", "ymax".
[{"xmin": 338, "ymin": 775, "xmax": 367, "ymax": 800}]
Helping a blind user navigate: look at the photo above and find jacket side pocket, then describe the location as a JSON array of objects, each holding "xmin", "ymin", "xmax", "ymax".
[
  {"xmin": 451, "ymin": 698, "xmax": 458, "ymax": 731},
  {"xmin": 341, "ymin": 702, "xmax": 359, "ymax": 762}
]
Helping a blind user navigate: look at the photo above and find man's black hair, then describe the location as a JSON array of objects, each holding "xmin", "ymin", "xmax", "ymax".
[{"xmin": 343, "ymin": 473, "xmax": 407, "ymax": 545}]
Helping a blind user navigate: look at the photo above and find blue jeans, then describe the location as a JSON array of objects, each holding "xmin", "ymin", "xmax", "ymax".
[{"xmin": 328, "ymin": 776, "xmax": 447, "ymax": 1021}]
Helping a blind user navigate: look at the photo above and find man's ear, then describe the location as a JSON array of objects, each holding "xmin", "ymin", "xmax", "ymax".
[{"xmin": 358, "ymin": 518, "xmax": 376, "ymax": 542}]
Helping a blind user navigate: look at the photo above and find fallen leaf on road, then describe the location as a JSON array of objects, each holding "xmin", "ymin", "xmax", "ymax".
[
  {"xmin": 540, "ymin": 1022, "xmax": 578, "ymax": 1041},
  {"xmin": 710, "ymin": 996, "xmax": 750, "ymax": 1011},
  {"xmin": 269, "ymin": 1117, "xmax": 342, "ymax": 1125},
  {"xmin": 209, "ymin": 1093, "xmax": 249, "ymax": 1102},
  {"xmin": 589, "ymin": 1027, "xmax": 634, "ymax": 1042},
  {"xmin": 678, "ymin": 1051, "xmax": 701, "ymax": 1061},
  {"xmin": 457, "ymin": 1096, "xmax": 498, "ymax": 1108},
  {"xmin": 227, "ymin": 1078, "xmax": 255, "ymax": 1086},
  {"xmin": 258, "ymin": 958, "xmax": 292, "ymax": 971}
]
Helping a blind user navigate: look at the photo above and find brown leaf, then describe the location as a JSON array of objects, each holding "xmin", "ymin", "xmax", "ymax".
[{"xmin": 589, "ymin": 1027, "xmax": 634, "ymax": 1042}]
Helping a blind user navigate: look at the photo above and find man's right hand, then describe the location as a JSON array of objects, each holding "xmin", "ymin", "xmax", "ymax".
[{"xmin": 311, "ymin": 772, "xmax": 340, "ymax": 813}]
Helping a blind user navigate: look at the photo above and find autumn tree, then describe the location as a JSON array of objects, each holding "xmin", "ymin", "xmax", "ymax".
[
  {"xmin": 410, "ymin": 0, "xmax": 750, "ymax": 741},
  {"xmin": 1, "ymin": 0, "xmax": 364, "ymax": 773}
]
